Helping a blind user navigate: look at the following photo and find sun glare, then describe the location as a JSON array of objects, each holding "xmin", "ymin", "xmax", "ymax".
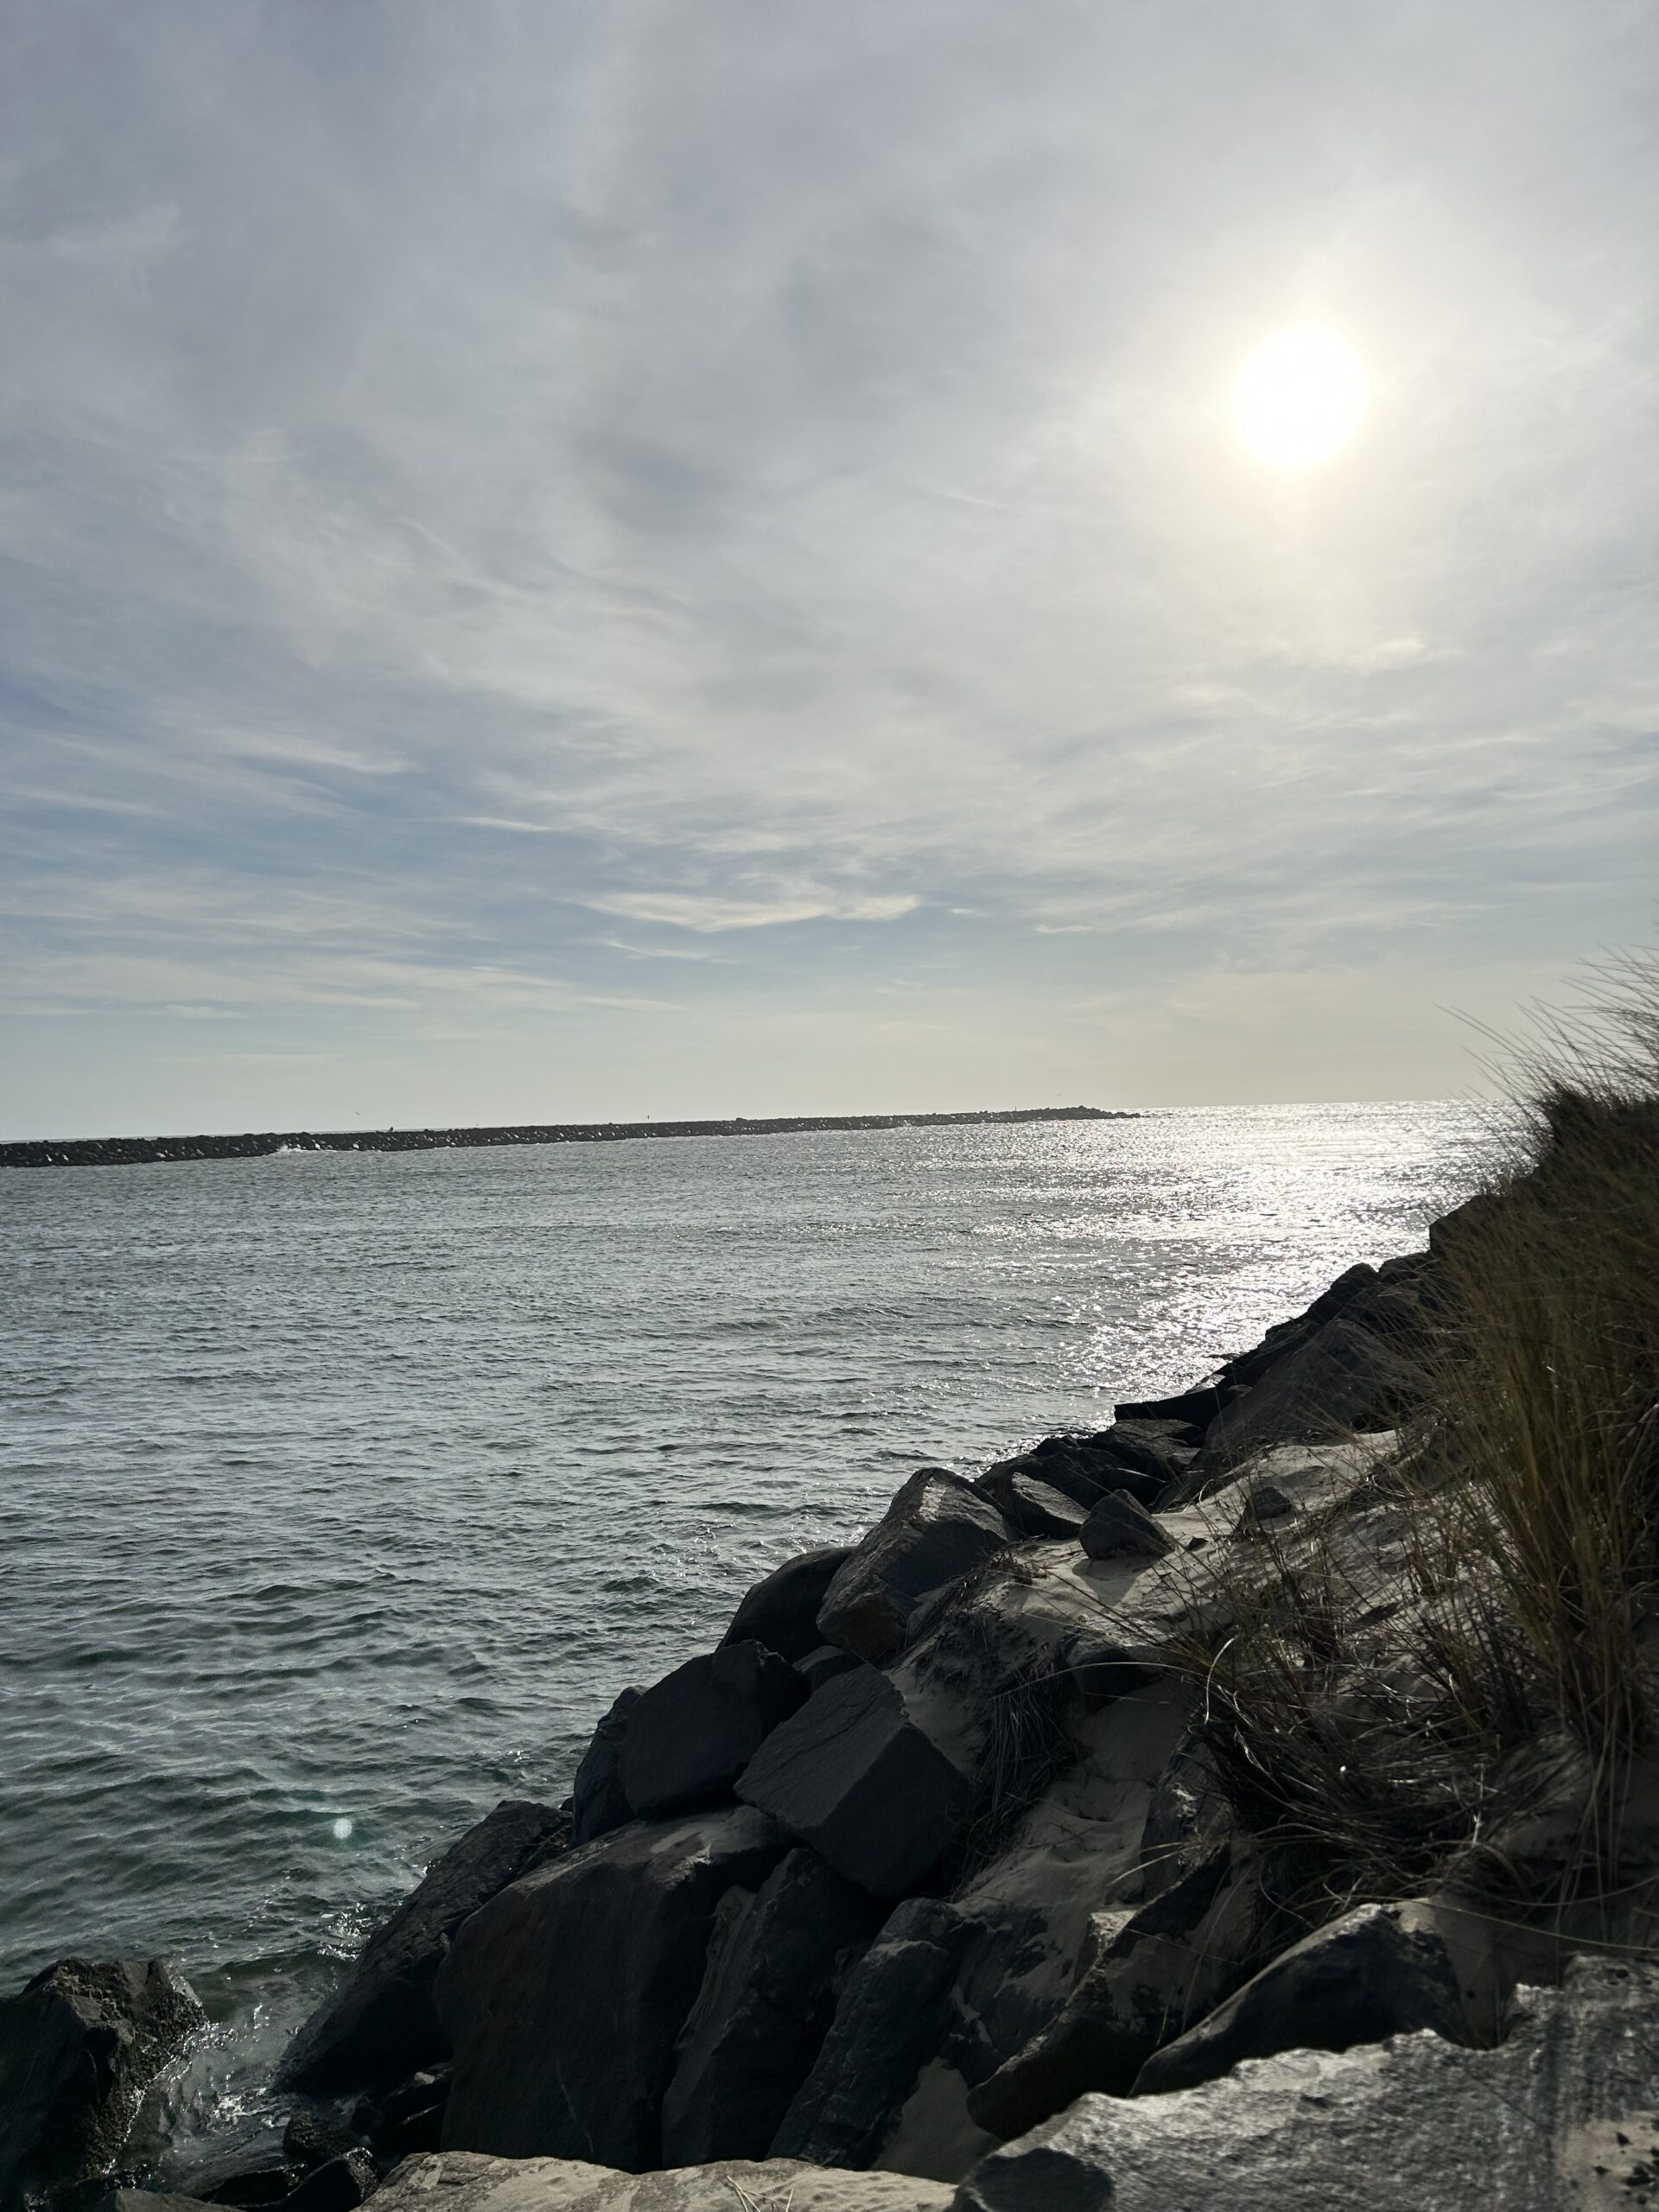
[{"xmin": 1231, "ymin": 325, "xmax": 1368, "ymax": 471}]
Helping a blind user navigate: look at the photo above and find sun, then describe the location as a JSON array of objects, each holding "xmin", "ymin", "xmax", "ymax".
[{"xmin": 1231, "ymin": 324, "xmax": 1368, "ymax": 471}]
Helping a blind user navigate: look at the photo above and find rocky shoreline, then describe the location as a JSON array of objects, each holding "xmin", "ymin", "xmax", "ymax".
[
  {"xmin": 6, "ymin": 1164, "xmax": 1658, "ymax": 2212},
  {"xmin": 0, "ymin": 1108, "xmax": 1128, "ymax": 1172}
]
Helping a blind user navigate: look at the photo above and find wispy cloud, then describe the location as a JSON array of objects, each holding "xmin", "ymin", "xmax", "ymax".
[{"xmin": 3, "ymin": 0, "xmax": 1657, "ymax": 1129}]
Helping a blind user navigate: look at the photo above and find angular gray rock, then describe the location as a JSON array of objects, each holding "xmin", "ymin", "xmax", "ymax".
[
  {"xmin": 620, "ymin": 1643, "xmax": 808, "ymax": 1818},
  {"xmin": 771, "ymin": 1899, "xmax": 973, "ymax": 2167},
  {"xmin": 973, "ymin": 1470, "xmax": 1089, "ymax": 1541},
  {"xmin": 0, "ymin": 1957, "xmax": 202, "ymax": 2208},
  {"xmin": 570, "ymin": 1688, "xmax": 643, "ymax": 1847},
  {"xmin": 277, "ymin": 1799, "xmax": 569, "ymax": 2093},
  {"xmin": 817, "ymin": 1472, "xmax": 1011, "ymax": 1664},
  {"xmin": 957, "ymin": 1957, "xmax": 1659, "ymax": 2212},
  {"xmin": 659, "ymin": 1847, "xmax": 881, "ymax": 2163},
  {"xmin": 1078, "ymin": 1493, "xmax": 1173, "ymax": 1561},
  {"xmin": 736, "ymin": 1665, "xmax": 974, "ymax": 1899},
  {"xmin": 721, "ymin": 1548, "xmax": 855, "ymax": 1662},
  {"xmin": 364, "ymin": 2150, "xmax": 953, "ymax": 2212},
  {"xmin": 436, "ymin": 1804, "xmax": 787, "ymax": 2170},
  {"xmin": 1132, "ymin": 1897, "xmax": 1473, "ymax": 2095}
]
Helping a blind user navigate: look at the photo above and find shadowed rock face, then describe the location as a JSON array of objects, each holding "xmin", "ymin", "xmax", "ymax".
[
  {"xmin": 771, "ymin": 1901, "xmax": 974, "ymax": 2168},
  {"xmin": 958, "ymin": 1959, "xmax": 1659, "ymax": 2212},
  {"xmin": 736, "ymin": 1666, "xmax": 973, "ymax": 1900},
  {"xmin": 721, "ymin": 1549, "xmax": 855, "ymax": 1663},
  {"xmin": 1132, "ymin": 1899, "xmax": 1474, "ymax": 2095},
  {"xmin": 570, "ymin": 1688, "xmax": 643, "ymax": 1847},
  {"xmin": 436, "ymin": 1806, "xmax": 788, "ymax": 2171},
  {"xmin": 659, "ymin": 1848, "xmax": 881, "ymax": 2164},
  {"xmin": 277, "ymin": 1800, "xmax": 569, "ymax": 2094},
  {"xmin": 620, "ymin": 1644, "xmax": 809, "ymax": 1819},
  {"xmin": 0, "ymin": 1958, "xmax": 203, "ymax": 2207},
  {"xmin": 816, "ymin": 1473, "xmax": 1012, "ymax": 1665}
]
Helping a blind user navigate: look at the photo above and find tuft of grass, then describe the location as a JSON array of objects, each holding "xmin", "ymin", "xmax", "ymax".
[{"xmin": 1162, "ymin": 949, "xmax": 1659, "ymax": 1929}]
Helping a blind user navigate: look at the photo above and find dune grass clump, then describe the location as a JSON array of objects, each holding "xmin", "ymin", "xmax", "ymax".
[{"xmin": 1178, "ymin": 952, "xmax": 1659, "ymax": 1923}]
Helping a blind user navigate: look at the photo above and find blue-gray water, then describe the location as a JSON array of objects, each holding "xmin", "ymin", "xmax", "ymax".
[{"xmin": 0, "ymin": 1104, "xmax": 1485, "ymax": 2145}]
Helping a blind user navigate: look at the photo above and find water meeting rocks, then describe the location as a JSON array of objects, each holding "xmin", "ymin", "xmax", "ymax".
[
  {"xmin": 0, "ymin": 1958, "xmax": 203, "ymax": 2209},
  {"xmin": 735, "ymin": 1665, "xmax": 974, "ymax": 1899},
  {"xmin": 815, "ymin": 1471, "xmax": 1013, "ymax": 1665},
  {"xmin": 277, "ymin": 1799, "xmax": 569, "ymax": 2094},
  {"xmin": 435, "ymin": 1805, "xmax": 787, "ymax": 2170},
  {"xmin": 620, "ymin": 1643, "xmax": 809, "ymax": 1818},
  {"xmin": 569, "ymin": 1687, "xmax": 642, "ymax": 1846}
]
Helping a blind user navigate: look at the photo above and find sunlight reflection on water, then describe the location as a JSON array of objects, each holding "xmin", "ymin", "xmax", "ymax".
[{"xmin": 0, "ymin": 1103, "xmax": 1489, "ymax": 2136}]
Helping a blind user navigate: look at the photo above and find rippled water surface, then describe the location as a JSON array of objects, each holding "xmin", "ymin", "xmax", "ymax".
[{"xmin": 0, "ymin": 1106, "xmax": 1486, "ymax": 2138}]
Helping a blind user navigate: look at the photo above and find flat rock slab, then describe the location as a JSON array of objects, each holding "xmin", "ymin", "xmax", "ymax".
[
  {"xmin": 370, "ymin": 2152, "xmax": 951, "ymax": 2212},
  {"xmin": 621, "ymin": 1643, "xmax": 808, "ymax": 1818},
  {"xmin": 278, "ymin": 1799, "xmax": 569, "ymax": 2092},
  {"xmin": 957, "ymin": 1957, "xmax": 1659, "ymax": 2212},
  {"xmin": 436, "ymin": 1805, "xmax": 787, "ymax": 2170},
  {"xmin": 974, "ymin": 1472, "xmax": 1089, "ymax": 1541}
]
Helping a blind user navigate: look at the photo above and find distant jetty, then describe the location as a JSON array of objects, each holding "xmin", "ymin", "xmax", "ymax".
[{"xmin": 0, "ymin": 1105, "xmax": 1133, "ymax": 1170}]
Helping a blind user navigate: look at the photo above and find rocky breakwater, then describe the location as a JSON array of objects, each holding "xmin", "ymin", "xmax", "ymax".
[{"xmin": 11, "ymin": 1160, "xmax": 1659, "ymax": 2212}]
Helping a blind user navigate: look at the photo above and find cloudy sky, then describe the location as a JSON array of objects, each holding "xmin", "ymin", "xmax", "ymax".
[{"xmin": 4, "ymin": 1, "xmax": 1657, "ymax": 1135}]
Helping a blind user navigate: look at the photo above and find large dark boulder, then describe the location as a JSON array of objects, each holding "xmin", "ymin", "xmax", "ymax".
[
  {"xmin": 660, "ymin": 1848, "xmax": 882, "ymax": 2163},
  {"xmin": 435, "ymin": 1804, "xmax": 787, "ymax": 2170},
  {"xmin": 1185, "ymin": 1312, "xmax": 1421, "ymax": 1484},
  {"xmin": 736, "ymin": 1665, "xmax": 973, "ymax": 1900},
  {"xmin": 0, "ymin": 1958, "xmax": 202, "ymax": 2208},
  {"xmin": 1086, "ymin": 1422, "xmax": 1198, "ymax": 1491},
  {"xmin": 1133, "ymin": 1898, "xmax": 1471, "ymax": 2095},
  {"xmin": 1112, "ymin": 1385, "xmax": 1230, "ymax": 1431},
  {"xmin": 974, "ymin": 1470, "xmax": 1090, "ymax": 1541},
  {"xmin": 276, "ymin": 1799, "xmax": 567, "ymax": 2094},
  {"xmin": 569, "ymin": 1686, "xmax": 642, "ymax": 1846},
  {"xmin": 987, "ymin": 1445, "xmax": 1108, "ymax": 1511},
  {"xmin": 721, "ymin": 1548, "xmax": 854, "ymax": 1662},
  {"xmin": 620, "ymin": 1643, "xmax": 810, "ymax": 1818},
  {"xmin": 817, "ymin": 1472, "xmax": 1011, "ymax": 1664},
  {"xmin": 1078, "ymin": 1492, "xmax": 1173, "ymax": 1561},
  {"xmin": 770, "ymin": 1899, "xmax": 973, "ymax": 2167}
]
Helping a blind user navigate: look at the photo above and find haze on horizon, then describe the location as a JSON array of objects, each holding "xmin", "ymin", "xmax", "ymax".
[{"xmin": 3, "ymin": 2, "xmax": 1657, "ymax": 1140}]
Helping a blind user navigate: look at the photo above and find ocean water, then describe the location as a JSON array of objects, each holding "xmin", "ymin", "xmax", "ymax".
[{"xmin": 0, "ymin": 1104, "xmax": 1487, "ymax": 2145}]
